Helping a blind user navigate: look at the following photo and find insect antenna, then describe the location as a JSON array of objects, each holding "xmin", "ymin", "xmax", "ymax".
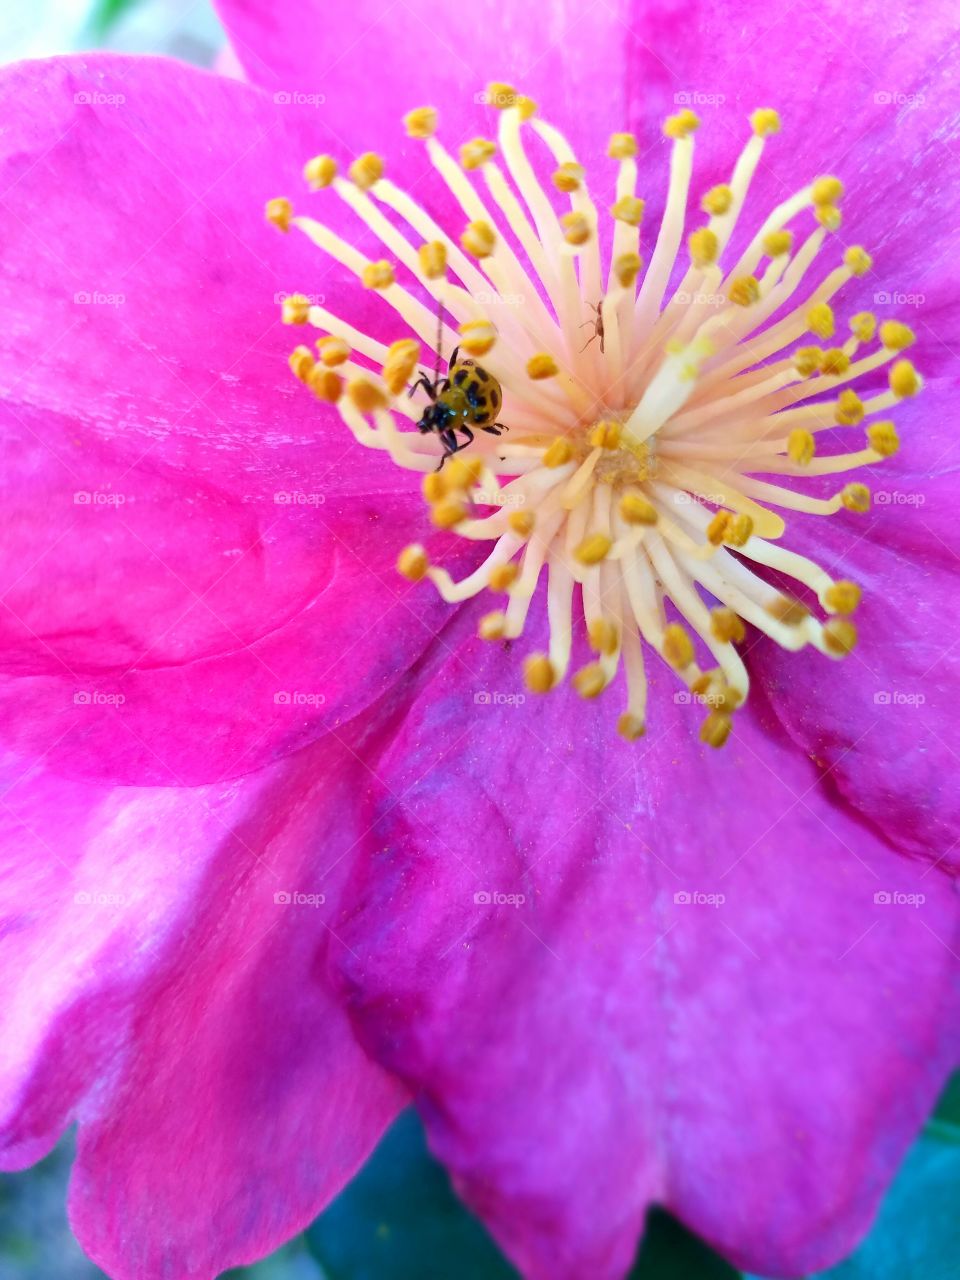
[{"xmin": 433, "ymin": 295, "xmax": 444, "ymax": 383}]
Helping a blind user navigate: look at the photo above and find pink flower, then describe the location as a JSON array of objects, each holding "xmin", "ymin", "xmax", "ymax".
[{"xmin": 0, "ymin": 2, "xmax": 958, "ymax": 1279}]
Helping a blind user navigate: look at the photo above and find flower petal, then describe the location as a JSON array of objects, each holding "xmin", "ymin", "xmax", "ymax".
[
  {"xmin": 0, "ymin": 734, "xmax": 405, "ymax": 1279},
  {"xmin": 0, "ymin": 55, "xmax": 458, "ymax": 783},
  {"xmin": 329, "ymin": 607, "xmax": 960, "ymax": 1279}
]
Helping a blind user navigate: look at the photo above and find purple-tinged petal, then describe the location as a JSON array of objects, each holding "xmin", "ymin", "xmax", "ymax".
[
  {"xmin": 0, "ymin": 732, "xmax": 405, "ymax": 1279},
  {"xmin": 0, "ymin": 56, "xmax": 462, "ymax": 783},
  {"xmin": 329, "ymin": 605, "xmax": 960, "ymax": 1279}
]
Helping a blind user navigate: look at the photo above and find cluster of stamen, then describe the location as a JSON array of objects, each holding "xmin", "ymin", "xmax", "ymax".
[{"xmin": 268, "ymin": 86, "xmax": 921, "ymax": 747}]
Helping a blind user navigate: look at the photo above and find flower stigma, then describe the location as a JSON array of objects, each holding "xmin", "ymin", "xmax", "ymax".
[{"xmin": 269, "ymin": 90, "xmax": 921, "ymax": 747}]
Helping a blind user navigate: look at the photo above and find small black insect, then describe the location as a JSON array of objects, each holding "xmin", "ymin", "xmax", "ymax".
[
  {"xmin": 409, "ymin": 302, "xmax": 508, "ymax": 469},
  {"xmin": 579, "ymin": 299, "xmax": 605, "ymax": 354}
]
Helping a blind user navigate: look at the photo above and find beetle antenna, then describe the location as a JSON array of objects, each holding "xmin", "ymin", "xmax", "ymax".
[{"xmin": 434, "ymin": 296, "xmax": 444, "ymax": 382}]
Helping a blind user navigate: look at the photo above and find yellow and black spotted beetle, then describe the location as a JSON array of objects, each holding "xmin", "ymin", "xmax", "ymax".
[{"xmin": 409, "ymin": 304, "xmax": 507, "ymax": 469}]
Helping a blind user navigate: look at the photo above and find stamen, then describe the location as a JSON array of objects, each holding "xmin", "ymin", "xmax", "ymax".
[{"xmin": 272, "ymin": 95, "xmax": 921, "ymax": 747}]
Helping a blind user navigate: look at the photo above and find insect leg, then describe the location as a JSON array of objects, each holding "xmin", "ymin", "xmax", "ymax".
[{"xmin": 407, "ymin": 373, "xmax": 436, "ymax": 399}]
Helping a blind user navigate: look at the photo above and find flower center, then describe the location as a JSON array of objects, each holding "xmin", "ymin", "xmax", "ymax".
[{"xmin": 267, "ymin": 87, "xmax": 921, "ymax": 747}]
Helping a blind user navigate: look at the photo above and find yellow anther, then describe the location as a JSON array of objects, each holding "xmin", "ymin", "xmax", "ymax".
[
  {"xmin": 610, "ymin": 195, "xmax": 645, "ymax": 226},
  {"xmin": 590, "ymin": 420, "xmax": 622, "ymax": 449},
  {"xmin": 523, "ymin": 653, "xmax": 557, "ymax": 693},
  {"xmin": 478, "ymin": 611, "xmax": 507, "ymax": 640},
  {"xmin": 700, "ymin": 710, "xmax": 733, "ymax": 748},
  {"xmin": 793, "ymin": 346, "xmax": 824, "ymax": 378},
  {"xmin": 461, "ymin": 219, "xmax": 496, "ymax": 258},
  {"xmin": 725, "ymin": 513, "xmax": 754, "ymax": 547},
  {"xmin": 728, "ymin": 276, "xmax": 760, "ymax": 307},
  {"xmin": 688, "ymin": 228, "xmax": 719, "ymax": 268},
  {"xmin": 707, "ymin": 510, "xmax": 731, "ymax": 545},
  {"xmin": 710, "ymin": 607, "xmax": 746, "ymax": 644},
  {"xmin": 879, "ymin": 320, "xmax": 916, "ymax": 351},
  {"xmin": 307, "ymin": 367, "xmax": 343, "ymax": 403},
  {"xmin": 890, "ymin": 359, "xmax": 920, "ymax": 398},
  {"xmin": 418, "ymin": 241, "xmax": 447, "ymax": 279},
  {"xmin": 812, "ymin": 175, "xmax": 844, "ymax": 205},
  {"xmin": 573, "ymin": 662, "xmax": 607, "ymax": 699},
  {"xmin": 750, "ymin": 107, "xmax": 781, "ymax": 137},
  {"xmin": 841, "ymin": 483, "xmax": 871, "ymax": 513},
  {"xmin": 303, "ymin": 155, "xmax": 337, "ymax": 189},
  {"xmin": 575, "ymin": 533, "xmax": 612, "ymax": 566},
  {"xmin": 489, "ymin": 562, "xmax": 520, "ymax": 592},
  {"xmin": 265, "ymin": 196, "xmax": 293, "ymax": 232},
  {"xmin": 445, "ymin": 455, "xmax": 483, "ymax": 490},
  {"xmin": 362, "ymin": 260, "xmax": 395, "ymax": 290},
  {"xmin": 588, "ymin": 618, "xmax": 620, "ymax": 656},
  {"xmin": 485, "ymin": 81, "xmax": 517, "ymax": 110},
  {"xmin": 431, "ymin": 497, "xmax": 468, "ymax": 529},
  {"xmin": 607, "ymin": 132, "xmax": 638, "ymax": 159},
  {"xmin": 527, "ymin": 352, "xmax": 559, "ymax": 380},
  {"xmin": 515, "ymin": 95, "xmax": 537, "ymax": 121},
  {"xmin": 692, "ymin": 672, "xmax": 742, "ymax": 713},
  {"xmin": 820, "ymin": 347, "xmax": 850, "ymax": 376},
  {"xmin": 663, "ymin": 623, "xmax": 695, "ymax": 670},
  {"xmin": 835, "ymin": 389, "xmax": 864, "ymax": 425},
  {"xmin": 346, "ymin": 376, "xmax": 387, "ymax": 413},
  {"xmin": 850, "ymin": 312, "xmax": 877, "ymax": 343},
  {"xmin": 663, "ymin": 109, "xmax": 700, "ymax": 139},
  {"xmin": 619, "ymin": 491, "xmax": 658, "ymax": 526},
  {"xmin": 397, "ymin": 544, "xmax": 429, "ymax": 581},
  {"xmin": 762, "ymin": 229, "xmax": 794, "ymax": 258},
  {"xmin": 823, "ymin": 618, "xmax": 858, "ymax": 656},
  {"xmin": 867, "ymin": 420, "xmax": 900, "ymax": 457},
  {"xmin": 815, "ymin": 204, "xmax": 842, "ymax": 231},
  {"xmin": 316, "ymin": 335, "xmax": 351, "ymax": 366},
  {"xmin": 382, "ymin": 339, "xmax": 421, "ymax": 396},
  {"xmin": 843, "ymin": 246, "xmax": 872, "ymax": 276},
  {"xmin": 543, "ymin": 438, "xmax": 573, "ymax": 468},
  {"xmin": 807, "ymin": 302, "xmax": 835, "ymax": 339},
  {"xmin": 768, "ymin": 595, "xmax": 811, "ymax": 626},
  {"xmin": 617, "ymin": 712, "xmax": 646, "ymax": 741},
  {"xmin": 824, "ymin": 581, "xmax": 861, "ymax": 614},
  {"xmin": 348, "ymin": 152, "xmax": 384, "ymax": 190},
  {"xmin": 508, "ymin": 509, "xmax": 535, "ymax": 538},
  {"xmin": 613, "ymin": 252, "xmax": 643, "ymax": 288},
  {"xmin": 281, "ymin": 294, "xmax": 311, "ymax": 324},
  {"xmin": 552, "ymin": 162, "xmax": 585, "ymax": 192},
  {"xmin": 458, "ymin": 319, "xmax": 496, "ymax": 356},
  {"xmin": 701, "ymin": 184, "xmax": 733, "ymax": 216},
  {"xmin": 421, "ymin": 472, "xmax": 447, "ymax": 503},
  {"xmin": 288, "ymin": 345, "xmax": 314, "ymax": 381},
  {"xmin": 560, "ymin": 211, "xmax": 591, "ymax": 246},
  {"xmin": 403, "ymin": 106, "xmax": 437, "ymax": 138},
  {"xmin": 788, "ymin": 428, "xmax": 816, "ymax": 465},
  {"xmin": 460, "ymin": 137, "xmax": 496, "ymax": 170}
]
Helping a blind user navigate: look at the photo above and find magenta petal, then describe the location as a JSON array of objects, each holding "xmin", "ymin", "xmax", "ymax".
[
  {"xmin": 330, "ymin": 609, "xmax": 960, "ymax": 1279},
  {"xmin": 0, "ymin": 55, "xmax": 461, "ymax": 783},
  {"xmin": 0, "ymin": 734, "xmax": 405, "ymax": 1279},
  {"xmin": 213, "ymin": 0, "xmax": 631, "ymax": 153}
]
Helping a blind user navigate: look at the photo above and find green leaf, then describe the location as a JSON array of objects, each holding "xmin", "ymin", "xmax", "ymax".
[
  {"xmin": 306, "ymin": 1110, "xmax": 518, "ymax": 1279},
  {"xmin": 88, "ymin": 0, "xmax": 145, "ymax": 39},
  {"xmin": 629, "ymin": 1208, "xmax": 740, "ymax": 1279}
]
